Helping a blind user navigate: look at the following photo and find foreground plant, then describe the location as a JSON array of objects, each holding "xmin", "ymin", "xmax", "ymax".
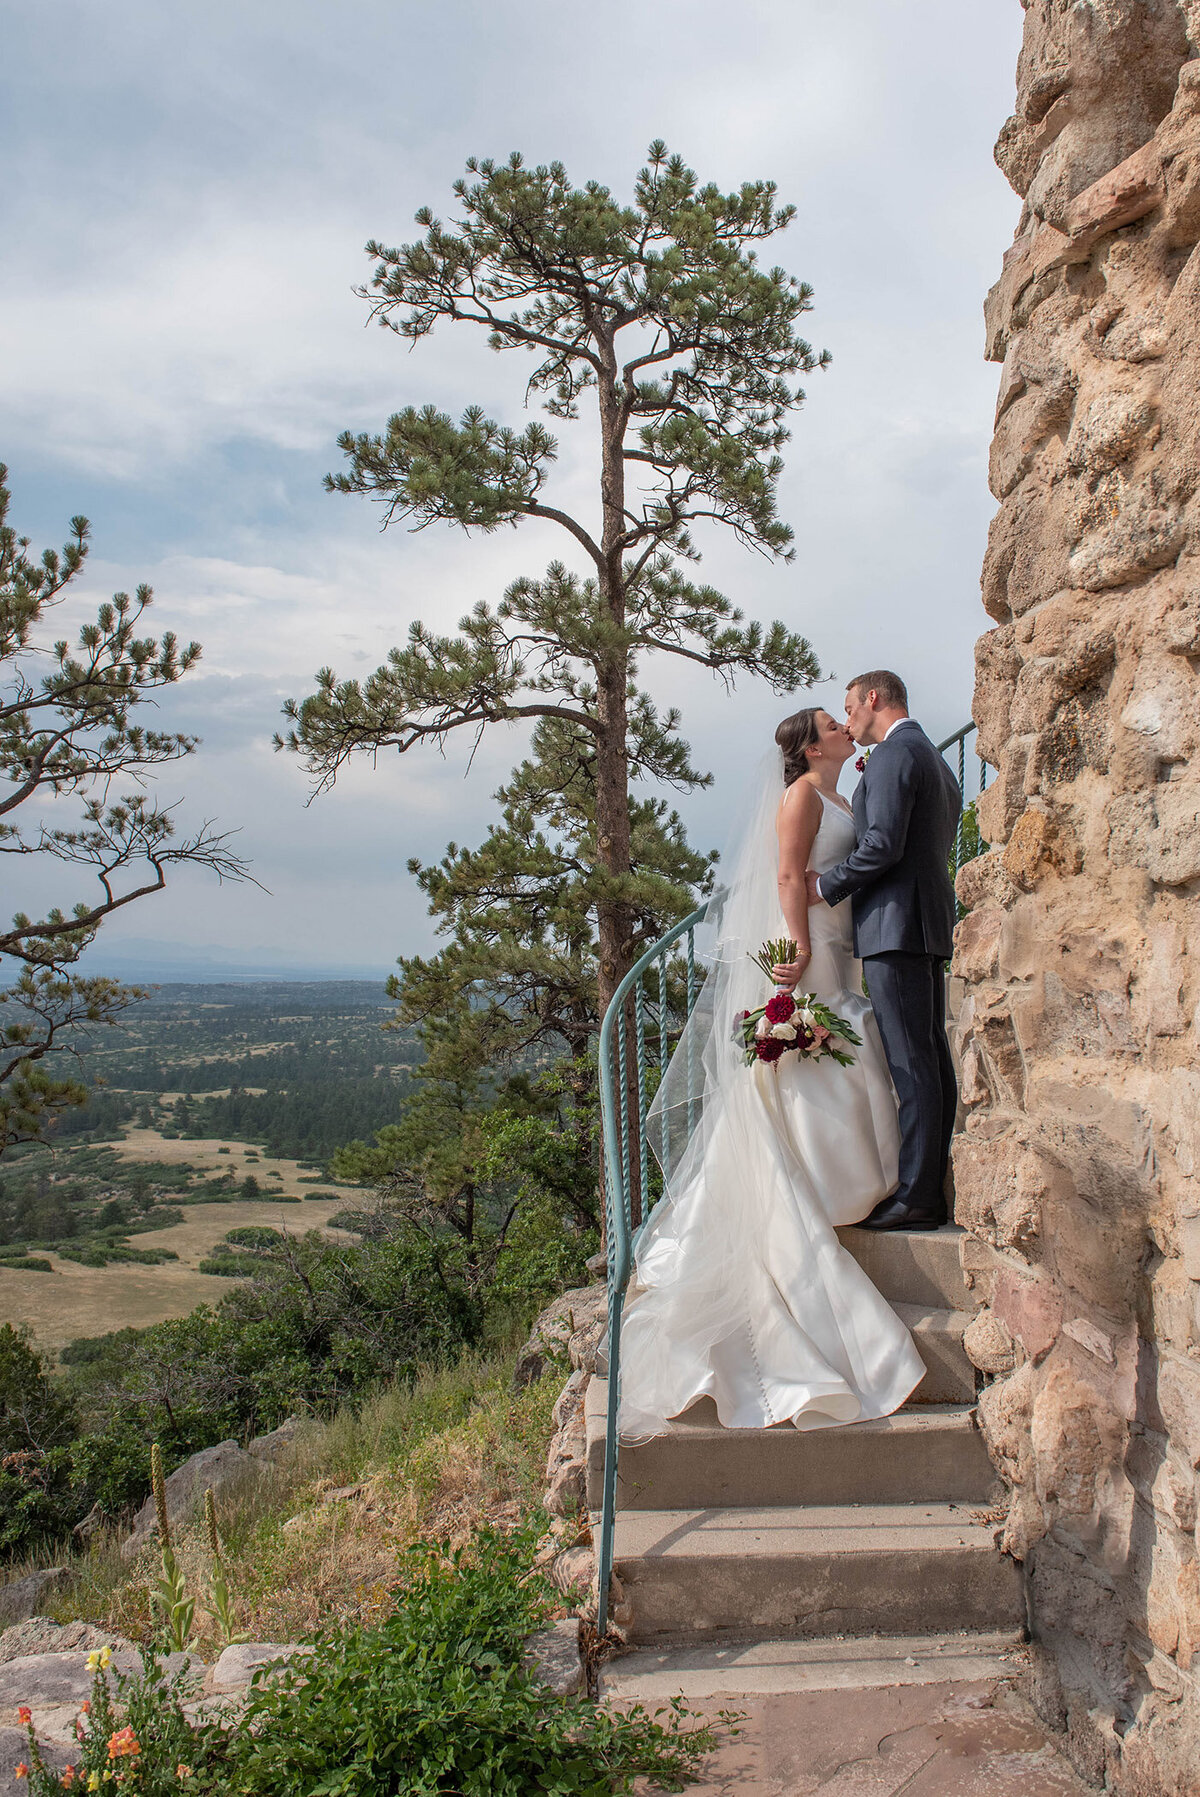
[
  {"xmin": 149, "ymin": 1443, "xmax": 194, "ymax": 1652},
  {"xmin": 204, "ymin": 1487, "xmax": 249, "ymax": 1646},
  {"xmin": 11, "ymin": 1646, "xmax": 224, "ymax": 1794},
  {"xmin": 225, "ymin": 1522, "xmax": 734, "ymax": 1795}
]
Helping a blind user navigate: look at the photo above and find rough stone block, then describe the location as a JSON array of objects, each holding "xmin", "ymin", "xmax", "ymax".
[
  {"xmin": 1063, "ymin": 141, "xmax": 1166, "ymax": 243},
  {"xmin": 993, "ymin": 1269, "xmax": 1063, "ymax": 1363},
  {"xmin": 523, "ymin": 1619, "xmax": 583, "ymax": 1696},
  {"xmin": 210, "ymin": 1642, "xmax": 309, "ymax": 1692},
  {"xmin": 952, "ymin": 908, "xmax": 1004, "ymax": 983},
  {"xmin": 1003, "ymin": 806, "xmax": 1080, "ymax": 890},
  {"xmin": 1157, "ymin": 1357, "xmax": 1200, "ymax": 1467}
]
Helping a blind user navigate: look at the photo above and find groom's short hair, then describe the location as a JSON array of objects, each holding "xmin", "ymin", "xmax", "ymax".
[{"xmin": 848, "ymin": 669, "xmax": 908, "ymax": 710}]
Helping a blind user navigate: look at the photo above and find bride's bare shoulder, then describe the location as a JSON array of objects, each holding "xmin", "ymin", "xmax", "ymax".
[{"xmin": 776, "ymin": 778, "xmax": 822, "ymax": 833}]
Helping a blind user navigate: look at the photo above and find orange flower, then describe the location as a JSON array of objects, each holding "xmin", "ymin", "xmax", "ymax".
[
  {"xmin": 107, "ymin": 1727, "xmax": 141, "ymax": 1760},
  {"xmin": 62, "ymin": 1769, "xmax": 78, "ymax": 1788},
  {"xmin": 80, "ymin": 1700, "xmax": 91, "ymax": 1715},
  {"xmin": 17, "ymin": 1705, "xmax": 31, "ymax": 1725},
  {"xmin": 14, "ymin": 1765, "xmax": 29, "ymax": 1780}
]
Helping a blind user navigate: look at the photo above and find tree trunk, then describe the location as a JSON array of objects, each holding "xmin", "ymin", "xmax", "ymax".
[{"xmin": 594, "ymin": 339, "xmax": 642, "ymax": 1234}]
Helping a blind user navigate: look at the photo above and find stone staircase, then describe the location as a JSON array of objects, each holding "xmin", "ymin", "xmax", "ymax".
[{"xmin": 585, "ymin": 1224, "xmax": 1025, "ymax": 1655}]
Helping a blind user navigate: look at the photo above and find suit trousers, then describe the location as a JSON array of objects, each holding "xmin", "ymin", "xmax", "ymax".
[{"xmin": 862, "ymin": 950, "xmax": 957, "ymax": 1217}]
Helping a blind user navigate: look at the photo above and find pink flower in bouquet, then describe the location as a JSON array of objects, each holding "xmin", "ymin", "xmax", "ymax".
[
  {"xmin": 812, "ymin": 1024, "xmax": 831, "ymax": 1045},
  {"xmin": 755, "ymin": 1036, "xmax": 785, "ymax": 1063},
  {"xmin": 764, "ymin": 992, "xmax": 795, "ymax": 1023}
]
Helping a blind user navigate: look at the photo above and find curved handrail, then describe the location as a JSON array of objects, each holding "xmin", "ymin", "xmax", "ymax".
[{"xmin": 595, "ymin": 897, "xmax": 711, "ymax": 1633}]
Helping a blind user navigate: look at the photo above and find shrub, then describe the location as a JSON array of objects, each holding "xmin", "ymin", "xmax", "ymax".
[
  {"xmin": 223, "ymin": 1226, "xmax": 283, "ymax": 1250},
  {"xmin": 225, "ymin": 1525, "xmax": 728, "ymax": 1795},
  {"xmin": 0, "ymin": 1325, "xmax": 81, "ymax": 1555},
  {"xmin": 0, "ymin": 1255, "xmax": 52, "ymax": 1271}
]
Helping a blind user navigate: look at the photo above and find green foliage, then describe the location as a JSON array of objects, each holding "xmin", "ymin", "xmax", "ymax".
[
  {"xmin": 281, "ymin": 143, "xmax": 822, "ymax": 1032},
  {"xmin": 225, "ymin": 1225, "xmax": 284, "ymax": 1249},
  {"xmin": 224, "ymin": 1525, "xmax": 728, "ymax": 1795},
  {"xmin": 13, "ymin": 1646, "xmax": 226, "ymax": 1794},
  {"xmin": 64, "ymin": 1228, "xmax": 481, "ymax": 1520},
  {"xmin": 0, "ymin": 1254, "xmax": 51, "ymax": 1271},
  {"xmin": 0, "ymin": 466, "xmax": 252, "ymax": 1153},
  {"xmin": 393, "ymin": 716, "xmax": 714, "ymax": 1085},
  {"xmin": 0, "ymin": 1323, "xmax": 80, "ymax": 1556},
  {"xmin": 333, "ymin": 1059, "xmax": 598, "ymax": 1323}
]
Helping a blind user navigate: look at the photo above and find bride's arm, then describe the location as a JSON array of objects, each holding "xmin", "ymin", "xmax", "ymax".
[{"xmin": 773, "ymin": 782, "xmax": 822, "ymax": 987}]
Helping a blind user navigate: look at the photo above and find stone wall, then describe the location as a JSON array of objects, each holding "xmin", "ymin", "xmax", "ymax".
[{"xmin": 957, "ymin": 3, "xmax": 1200, "ymax": 1789}]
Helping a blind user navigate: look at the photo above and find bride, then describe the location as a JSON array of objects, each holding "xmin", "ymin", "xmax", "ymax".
[{"xmin": 617, "ymin": 707, "xmax": 927, "ymax": 1440}]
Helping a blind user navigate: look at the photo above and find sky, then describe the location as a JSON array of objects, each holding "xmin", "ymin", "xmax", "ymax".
[{"xmin": 2, "ymin": 0, "xmax": 1025, "ymax": 980}]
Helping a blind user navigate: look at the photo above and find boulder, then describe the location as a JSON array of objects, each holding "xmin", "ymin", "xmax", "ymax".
[
  {"xmin": 522, "ymin": 1620, "xmax": 583, "ymax": 1697},
  {"xmin": 0, "ymin": 1572, "xmax": 70, "ymax": 1631},
  {"xmin": 0, "ymin": 1725, "xmax": 70, "ymax": 1794},
  {"xmin": 512, "ymin": 1284, "xmax": 606, "ymax": 1388},
  {"xmin": 246, "ymin": 1416, "xmax": 309, "ymax": 1463},
  {"xmin": 122, "ymin": 1440, "xmax": 267, "ymax": 1561},
  {"xmin": 208, "ymin": 1642, "xmax": 309, "ymax": 1693},
  {"xmin": 0, "ymin": 1621, "xmax": 127, "ymax": 1668}
]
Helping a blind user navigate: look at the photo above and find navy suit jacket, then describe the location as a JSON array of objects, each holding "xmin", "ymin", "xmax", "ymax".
[{"xmin": 819, "ymin": 721, "xmax": 962, "ymax": 960}]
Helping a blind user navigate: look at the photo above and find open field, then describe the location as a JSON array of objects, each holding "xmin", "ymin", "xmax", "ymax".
[
  {"xmin": 105, "ymin": 1125, "xmax": 346, "ymax": 1189},
  {"xmin": 0, "ymin": 1135, "xmax": 365, "ymax": 1357}
]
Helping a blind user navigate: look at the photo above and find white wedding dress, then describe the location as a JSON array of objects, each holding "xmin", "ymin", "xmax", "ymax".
[{"xmin": 617, "ymin": 789, "xmax": 927, "ymax": 1440}]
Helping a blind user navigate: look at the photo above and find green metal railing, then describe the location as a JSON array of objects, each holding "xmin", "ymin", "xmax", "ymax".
[{"xmin": 594, "ymin": 722, "xmax": 985, "ymax": 1632}]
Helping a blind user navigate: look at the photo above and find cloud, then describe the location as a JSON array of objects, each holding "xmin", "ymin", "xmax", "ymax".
[{"xmin": 2, "ymin": 0, "xmax": 1022, "ymax": 969}]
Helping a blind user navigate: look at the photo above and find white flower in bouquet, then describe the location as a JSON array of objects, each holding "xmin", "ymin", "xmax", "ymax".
[
  {"xmin": 769, "ymin": 1021, "xmax": 798, "ymax": 1041},
  {"xmin": 799, "ymin": 1006, "xmax": 816, "ymax": 1030}
]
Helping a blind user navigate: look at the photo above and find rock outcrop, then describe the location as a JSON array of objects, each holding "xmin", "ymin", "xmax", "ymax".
[
  {"xmin": 961, "ymin": 6, "xmax": 1200, "ymax": 1788},
  {"xmin": 121, "ymin": 1439, "xmax": 268, "ymax": 1561}
]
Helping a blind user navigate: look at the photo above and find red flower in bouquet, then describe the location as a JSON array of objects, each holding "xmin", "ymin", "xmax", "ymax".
[
  {"xmin": 764, "ymin": 992, "xmax": 795, "ymax": 1024},
  {"xmin": 755, "ymin": 1035, "xmax": 786, "ymax": 1063}
]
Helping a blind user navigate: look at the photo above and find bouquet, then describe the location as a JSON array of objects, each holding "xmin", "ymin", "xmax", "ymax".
[{"xmin": 737, "ymin": 939, "xmax": 862, "ymax": 1067}]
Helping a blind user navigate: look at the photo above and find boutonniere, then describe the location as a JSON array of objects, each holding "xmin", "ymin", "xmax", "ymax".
[{"xmin": 854, "ymin": 746, "xmax": 873, "ymax": 774}]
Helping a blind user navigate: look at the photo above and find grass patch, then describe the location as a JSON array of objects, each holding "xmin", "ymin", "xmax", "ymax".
[{"xmin": 39, "ymin": 1346, "xmax": 567, "ymax": 1653}]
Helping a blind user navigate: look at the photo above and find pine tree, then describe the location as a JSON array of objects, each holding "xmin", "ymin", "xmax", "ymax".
[
  {"xmin": 395, "ymin": 713, "xmax": 714, "ymax": 1084},
  {"xmin": 0, "ymin": 467, "xmax": 253, "ymax": 1151},
  {"xmin": 281, "ymin": 143, "xmax": 824, "ymax": 1023}
]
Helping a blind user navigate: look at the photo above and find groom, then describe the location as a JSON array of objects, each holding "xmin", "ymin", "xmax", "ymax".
[{"xmin": 807, "ymin": 670, "xmax": 962, "ymax": 1231}]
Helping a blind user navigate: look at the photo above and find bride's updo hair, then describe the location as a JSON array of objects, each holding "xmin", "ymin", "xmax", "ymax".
[{"xmin": 775, "ymin": 709, "xmax": 821, "ymax": 785}]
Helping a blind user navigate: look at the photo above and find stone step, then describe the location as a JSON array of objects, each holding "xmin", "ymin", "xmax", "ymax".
[
  {"xmin": 611, "ymin": 1502, "xmax": 1025, "ymax": 1645},
  {"xmin": 836, "ymin": 1223, "xmax": 975, "ymax": 1313},
  {"xmin": 599, "ymin": 1628, "xmax": 1027, "ymax": 1700},
  {"xmin": 586, "ymin": 1382, "xmax": 999, "ymax": 1510},
  {"xmin": 897, "ymin": 1303, "xmax": 977, "ymax": 1405}
]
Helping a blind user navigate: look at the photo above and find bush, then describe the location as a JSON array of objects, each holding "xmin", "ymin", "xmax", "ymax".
[
  {"xmin": 0, "ymin": 1325, "xmax": 81, "ymax": 1555},
  {"xmin": 224, "ymin": 1226, "xmax": 283, "ymax": 1250},
  {"xmin": 225, "ymin": 1525, "xmax": 728, "ymax": 1795},
  {"xmin": 0, "ymin": 1255, "xmax": 52, "ymax": 1271}
]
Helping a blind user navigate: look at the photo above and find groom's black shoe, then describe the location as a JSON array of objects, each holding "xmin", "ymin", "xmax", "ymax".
[{"xmin": 857, "ymin": 1194, "xmax": 947, "ymax": 1232}]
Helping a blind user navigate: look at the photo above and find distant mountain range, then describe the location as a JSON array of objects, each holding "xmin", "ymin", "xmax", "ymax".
[{"xmin": 74, "ymin": 938, "xmax": 394, "ymax": 985}]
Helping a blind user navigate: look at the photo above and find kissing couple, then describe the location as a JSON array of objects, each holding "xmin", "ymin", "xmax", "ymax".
[{"xmin": 618, "ymin": 669, "xmax": 964, "ymax": 1441}]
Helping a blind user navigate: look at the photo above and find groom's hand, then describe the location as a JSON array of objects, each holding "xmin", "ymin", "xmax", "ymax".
[{"xmin": 805, "ymin": 871, "xmax": 825, "ymax": 906}]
